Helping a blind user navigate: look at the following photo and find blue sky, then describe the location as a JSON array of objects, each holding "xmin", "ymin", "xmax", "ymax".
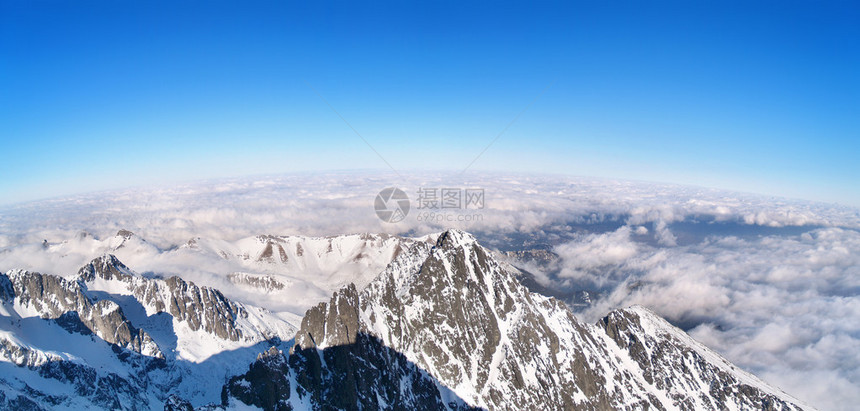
[{"xmin": 1, "ymin": 1, "xmax": 858, "ymax": 206}]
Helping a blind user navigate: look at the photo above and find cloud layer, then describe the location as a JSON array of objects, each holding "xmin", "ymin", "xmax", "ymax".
[
  {"xmin": 543, "ymin": 226, "xmax": 859, "ymax": 410},
  {"xmin": 1, "ymin": 171, "xmax": 858, "ymax": 409},
  {"xmin": 2, "ymin": 171, "xmax": 856, "ymax": 249}
]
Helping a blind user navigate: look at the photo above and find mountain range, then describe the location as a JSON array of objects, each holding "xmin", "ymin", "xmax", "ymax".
[{"xmin": 0, "ymin": 230, "xmax": 809, "ymax": 410}]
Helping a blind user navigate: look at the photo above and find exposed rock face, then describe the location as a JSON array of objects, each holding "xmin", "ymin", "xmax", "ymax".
[
  {"xmin": 0, "ymin": 338, "xmax": 62, "ymax": 368},
  {"xmin": 227, "ymin": 232, "xmax": 423, "ymax": 292},
  {"xmin": 1, "ymin": 231, "xmax": 812, "ymax": 410},
  {"xmin": 230, "ymin": 229, "xmax": 810, "ymax": 410},
  {"xmin": 296, "ymin": 283, "xmax": 362, "ymax": 349},
  {"xmin": 0, "ymin": 394, "xmax": 44, "ymax": 411},
  {"xmin": 0, "ymin": 272, "xmax": 14, "ymax": 301},
  {"xmin": 0, "ymin": 267, "xmax": 161, "ymax": 410},
  {"xmin": 257, "ymin": 237, "xmax": 290, "ymax": 264},
  {"xmin": 0, "ymin": 255, "xmax": 296, "ymax": 410},
  {"xmin": 222, "ymin": 347, "xmax": 292, "ymax": 411},
  {"xmin": 79, "ymin": 255, "xmax": 247, "ymax": 341},
  {"xmin": 226, "ymin": 330, "xmax": 477, "ymax": 411},
  {"xmin": 163, "ymin": 276, "xmax": 244, "ymax": 341},
  {"xmin": 227, "ymin": 272, "xmax": 285, "ymax": 291},
  {"xmin": 33, "ymin": 360, "xmax": 149, "ymax": 410},
  {"xmin": 164, "ymin": 395, "xmax": 195, "ymax": 411},
  {"xmin": 77, "ymin": 253, "xmax": 135, "ymax": 282},
  {"xmin": 0, "ymin": 358, "xmax": 152, "ymax": 410},
  {"xmin": 3, "ymin": 269, "xmax": 161, "ymax": 358},
  {"xmin": 116, "ymin": 229, "xmax": 135, "ymax": 240},
  {"xmin": 599, "ymin": 308, "xmax": 805, "ymax": 411},
  {"xmin": 303, "ymin": 229, "xmax": 654, "ymax": 409}
]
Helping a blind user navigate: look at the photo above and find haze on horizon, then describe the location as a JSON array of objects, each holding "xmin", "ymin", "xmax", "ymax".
[{"xmin": 1, "ymin": 1, "xmax": 858, "ymax": 207}]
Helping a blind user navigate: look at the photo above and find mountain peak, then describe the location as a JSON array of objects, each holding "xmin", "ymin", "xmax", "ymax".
[
  {"xmin": 116, "ymin": 229, "xmax": 135, "ymax": 239},
  {"xmin": 77, "ymin": 254, "xmax": 135, "ymax": 282},
  {"xmin": 434, "ymin": 229, "xmax": 478, "ymax": 249},
  {"xmin": 262, "ymin": 232, "xmax": 811, "ymax": 410}
]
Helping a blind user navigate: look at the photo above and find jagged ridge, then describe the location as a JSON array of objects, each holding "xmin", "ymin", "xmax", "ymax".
[
  {"xmin": 228, "ymin": 229, "xmax": 810, "ymax": 410},
  {"xmin": 0, "ymin": 255, "xmax": 297, "ymax": 410}
]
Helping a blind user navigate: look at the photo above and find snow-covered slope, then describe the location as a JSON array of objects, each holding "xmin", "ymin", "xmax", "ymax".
[
  {"xmin": 599, "ymin": 306, "xmax": 804, "ymax": 410},
  {"xmin": 197, "ymin": 233, "xmax": 425, "ymax": 314},
  {"xmin": 0, "ymin": 255, "xmax": 297, "ymax": 409},
  {"xmin": 27, "ymin": 230, "xmax": 425, "ymax": 322},
  {"xmin": 0, "ymin": 230, "xmax": 811, "ymax": 410},
  {"xmin": 225, "ymin": 229, "xmax": 810, "ymax": 410},
  {"xmin": 78, "ymin": 255, "xmax": 294, "ymax": 362},
  {"xmin": 227, "ymin": 233, "xmax": 415, "ymax": 288}
]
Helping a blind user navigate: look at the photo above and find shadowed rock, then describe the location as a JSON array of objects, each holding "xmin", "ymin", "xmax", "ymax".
[
  {"xmin": 251, "ymin": 229, "xmax": 810, "ymax": 410},
  {"xmin": 78, "ymin": 255, "xmax": 248, "ymax": 341},
  {"xmin": 3, "ymin": 269, "xmax": 162, "ymax": 358}
]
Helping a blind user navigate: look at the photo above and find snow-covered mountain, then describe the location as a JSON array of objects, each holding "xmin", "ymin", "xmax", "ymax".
[
  {"xmin": 0, "ymin": 255, "xmax": 296, "ymax": 409},
  {"xmin": 0, "ymin": 230, "xmax": 810, "ymax": 410},
  {"xmin": 223, "ymin": 230, "xmax": 810, "ymax": 410},
  {"xmin": 30, "ymin": 230, "xmax": 426, "ymax": 320},
  {"xmin": 193, "ymin": 233, "xmax": 427, "ymax": 306}
]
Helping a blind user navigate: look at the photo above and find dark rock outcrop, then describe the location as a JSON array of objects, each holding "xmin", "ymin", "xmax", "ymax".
[
  {"xmin": 227, "ymin": 229, "xmax": 810, "ymax": 410},
  {"xmin": 3, "ymin": 269, "xmax": 161, "ymax": 358},
  {"xmin": 78, "ymin": 254, "xmax": 248, "ymax": 341},
  {"xmin": 599, "ymin": 308, "xmax": 805, "ymax": 411}
]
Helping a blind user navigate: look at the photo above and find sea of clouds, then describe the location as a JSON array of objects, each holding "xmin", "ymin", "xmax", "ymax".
[{"xmin": 1, "ymin": 171, "xmax": 858, "ymax": 410}]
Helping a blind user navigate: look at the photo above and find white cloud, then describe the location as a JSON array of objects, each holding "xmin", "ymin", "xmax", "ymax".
[
  {"xmin": 0, "ymin": 171, "xmax": 858, "ymax": 409},
  {"xmin": 553, "ymin": 227, "xmax": 639, "ymax": 285},
  {"xmin": 567, "ymin": 226, "xmax": 860, "ymax": 410}
]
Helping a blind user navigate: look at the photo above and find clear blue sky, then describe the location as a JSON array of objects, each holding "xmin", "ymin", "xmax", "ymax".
[{"xmin": 1, "ymin": 1, "xmax": 858, "ymax": 206}]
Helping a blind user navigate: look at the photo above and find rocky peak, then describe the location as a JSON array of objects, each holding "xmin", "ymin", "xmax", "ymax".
[
  {"xmin": 292, "ymin": 230, "xmax": 582, "ymax": 408},
  {"xmin": 163, "ymin": 275, "xmax": 246, "ymax": 341},
  {"xmin": 274, "ymin": 230, "xmax": 811, "ymax": 410},
  {"xmin": 0, "ymin": 255, "xmax": 297, "ymax": 410},
  {"xmin": 434, "ymin": 228, "xmax": 478, "ymax": 249},
  {"xmin": 77, "ymin": 254, "xmax": 135, "ymax": 282},
  {"xmin": 295, "ymin": 283, "xmax": 360, "ymax": 350},
  {"xmin": 116, "ymin": 229, "xmax": 135, "ymax": 240},
  {"xmin": 2, "ymin": 269, "xmax": 162, "ymax": 358},
  {"xmin": 75, "ymin": 255, "xmax": 288, "ymax": 344}
]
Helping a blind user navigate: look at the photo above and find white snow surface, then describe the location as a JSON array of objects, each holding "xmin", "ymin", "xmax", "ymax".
[
  {"xmin": 305, "ymin": 229, "xmax": 813, "ymax": 410},
  {"xmin": 0, "ymin": 225, "xmax": 831, "ymax": 409},
  {"xmin": 2, "ymin": 230, "xmax": 427, "ymax": 325},
  {"xmin": 0, "ymin": 256, "xmax": 298, "ymax": 408}
]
